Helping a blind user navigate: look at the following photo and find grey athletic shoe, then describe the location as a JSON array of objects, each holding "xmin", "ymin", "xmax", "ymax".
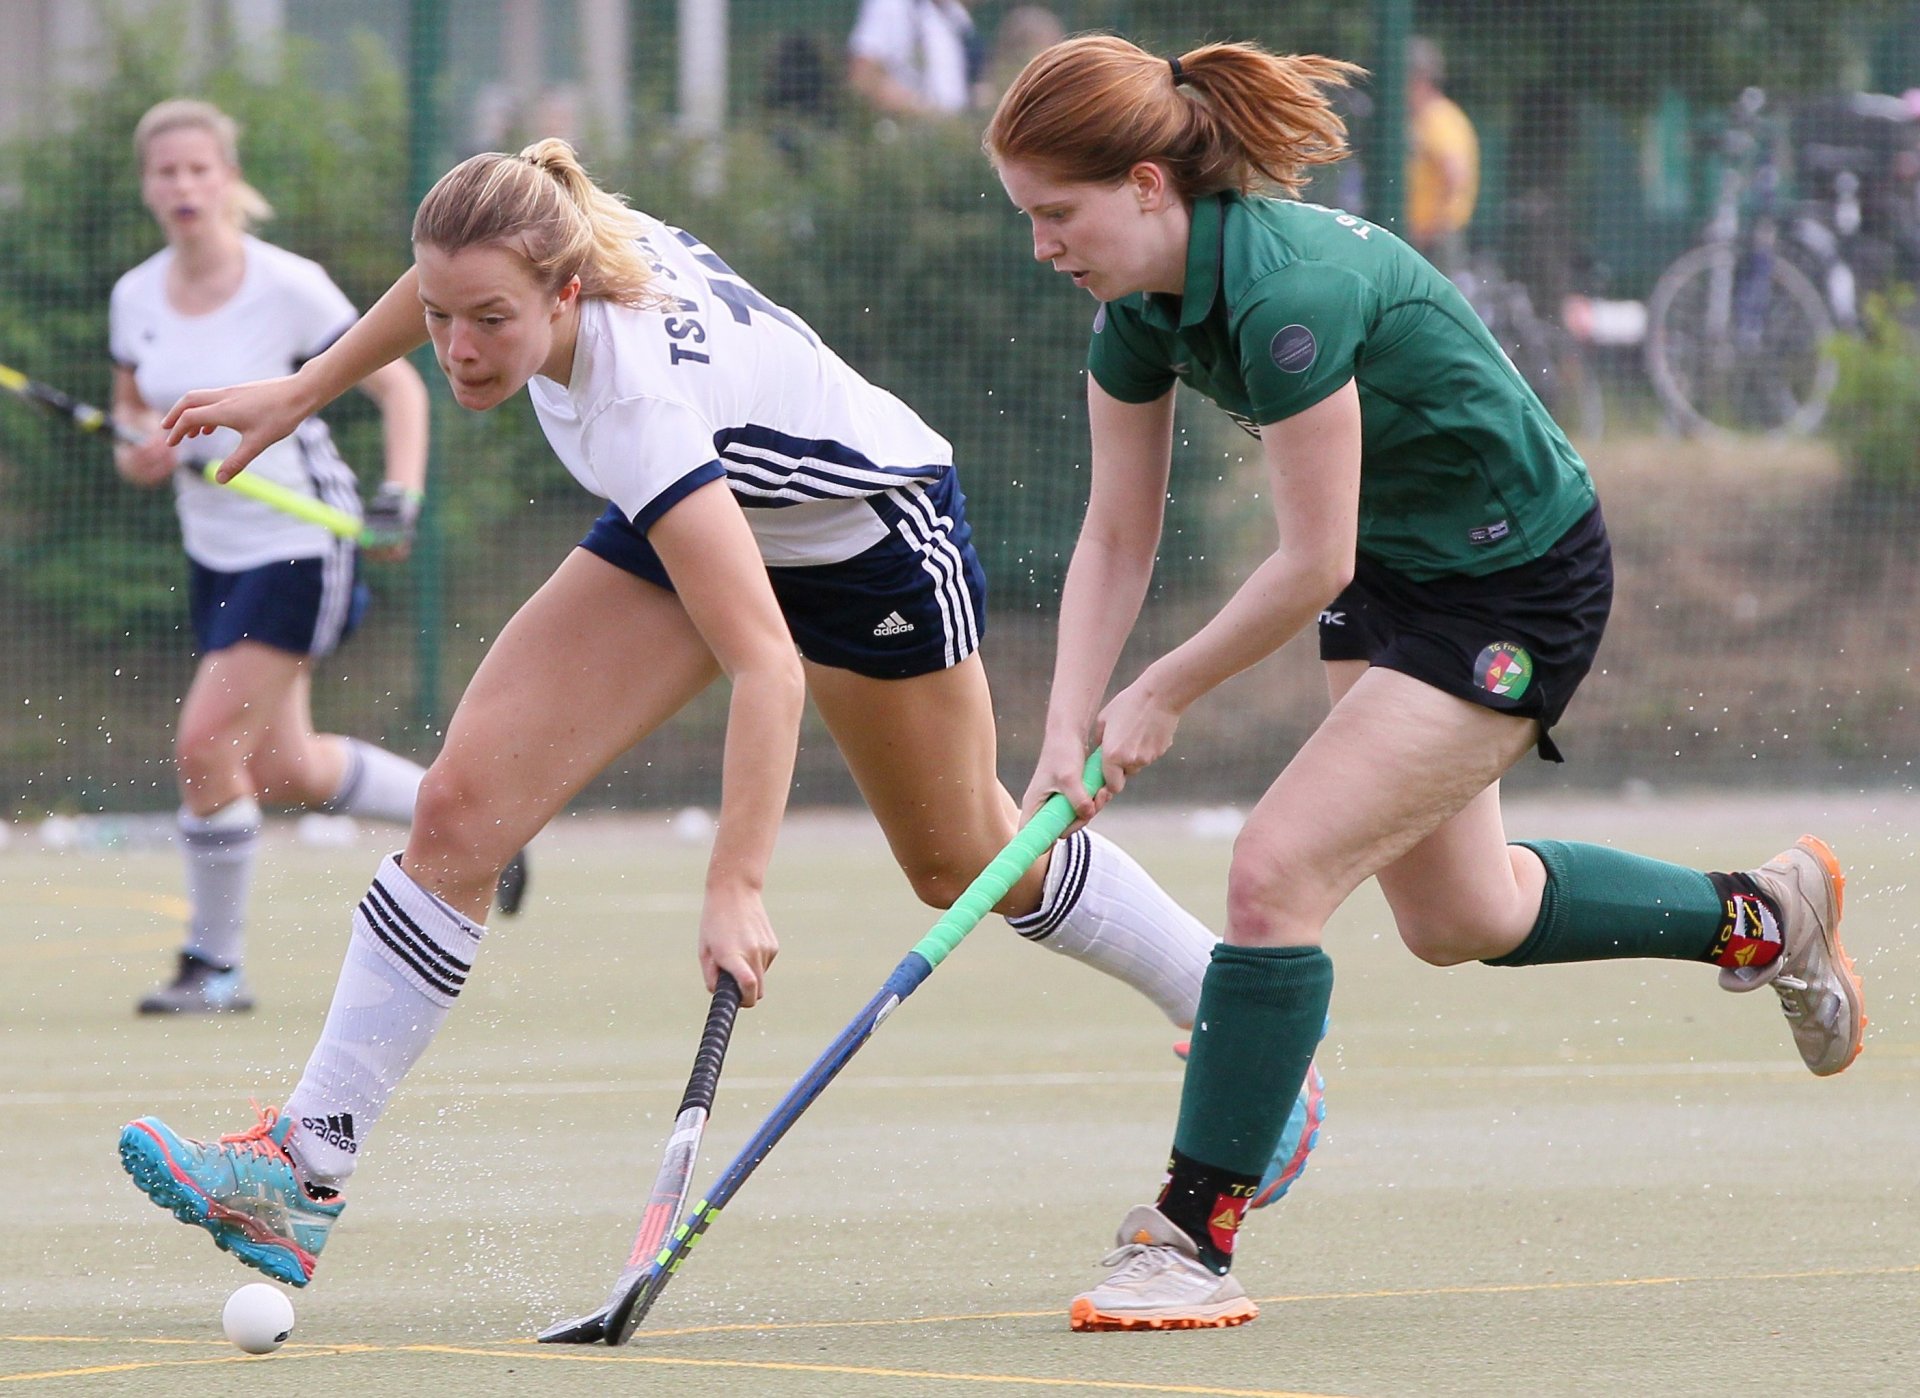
[
  {"xmin": 1068, "ymin": 1204, "xmax": 1259, "ymax": 1332},
  {"xmin": 137, "ymin": 952, "xmax": 255, "ymax": 1015},
  {"xmin": 1719, "ymin": 835, "xmax": 1864, "ymax": 1076}
]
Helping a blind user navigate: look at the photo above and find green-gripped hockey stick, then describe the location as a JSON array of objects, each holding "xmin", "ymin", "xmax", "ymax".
[{"xmin": 539, "ymin": 749, "xmax": 1107, "ymax": 1345}]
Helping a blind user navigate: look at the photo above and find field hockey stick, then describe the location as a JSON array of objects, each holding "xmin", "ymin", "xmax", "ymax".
[
  {"xmin": 541, "ymin": 749, "xmax": 1106, "ymax": 1346},
  {"xmin": 0, "ymin": 361, "xmax": 366, "ymax": 540},
  {"xmin": 537, "ymin": 971, "xmax": 743, "ymax": 1344}
]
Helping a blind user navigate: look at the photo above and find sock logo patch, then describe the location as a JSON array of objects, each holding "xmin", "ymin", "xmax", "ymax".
[
  {"xmin": 1204, "ymin": 1186, "xmax": 1256, "ymax": 1258},
  {"xmin": 301, "ymin": 1113, "xmax": 358, "ymax": 1155},
  {"xmin": 1710, "ymin": 891, "xmax": 1783, "ymax": 970}
]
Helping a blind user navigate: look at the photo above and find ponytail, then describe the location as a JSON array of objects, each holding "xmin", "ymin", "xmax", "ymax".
[
  {"xmin": 985, "ymin": 35, "xmax": 1362, "ymax": 199},
  {"xmin": 412, "ymin": 138, "xmax": 662, "ymax": 307}
]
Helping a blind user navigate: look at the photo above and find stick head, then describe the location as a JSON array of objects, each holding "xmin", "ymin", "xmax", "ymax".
[{"xmin": 536, "ymin": 1307, "xmax": 612, "ymax": 1344}]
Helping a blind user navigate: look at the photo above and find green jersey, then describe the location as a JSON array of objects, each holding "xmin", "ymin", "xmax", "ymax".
[{"xmin": 1087, "ymin": 192, "xmax": 1595, "ymax": 579}]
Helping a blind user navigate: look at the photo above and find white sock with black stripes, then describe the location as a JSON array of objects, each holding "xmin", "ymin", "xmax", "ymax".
[
  {"xmin": 283, "ymin": 852, "xmax": 484, "ymax": 1184},
  {"xmin": 321, "ymin": 739, "xmax": 426, "ymax": 825},
  {"xmin": 178, "ymin": 797, "xmax": 262, "ymax": 969},
  {"xmin": 1005, "ymin": 829, "xmax": 1217, "ymax": 1028}
]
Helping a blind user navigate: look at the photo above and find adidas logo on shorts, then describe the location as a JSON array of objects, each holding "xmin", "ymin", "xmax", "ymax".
[{"xmin": 872, "ymin": 611, "xmax": 915, "ymax": 637}]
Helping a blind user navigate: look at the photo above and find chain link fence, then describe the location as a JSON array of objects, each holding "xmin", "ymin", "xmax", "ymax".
[{"xmin": 3, "ymin": 0, "xmax": 1918, "ymax": 815}]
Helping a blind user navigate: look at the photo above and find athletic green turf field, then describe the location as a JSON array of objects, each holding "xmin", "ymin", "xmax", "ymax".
[{"xmin": 3, "ymin": 795, "xmax": 1916, "ymax": 1397}]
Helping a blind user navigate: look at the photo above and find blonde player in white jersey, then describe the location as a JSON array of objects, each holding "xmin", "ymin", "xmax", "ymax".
[
  {"xmin": 106, "ymin": 100, "xmax": 528, "ymax": 1019},
  {"xmin": 115, "ymin": 140, "xmax": 1319, "ymax": 1288}
]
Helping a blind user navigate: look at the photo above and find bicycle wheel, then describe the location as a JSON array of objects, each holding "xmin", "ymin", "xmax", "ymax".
[{"xmin": 1644, "ymin": 241, "xmax": 1838, "ymax": 436}]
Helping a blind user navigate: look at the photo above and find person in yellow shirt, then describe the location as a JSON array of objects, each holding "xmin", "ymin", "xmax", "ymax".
[{"xmin": 1405, "ymin": 36, "xmax": 1478, "ymax": 271}]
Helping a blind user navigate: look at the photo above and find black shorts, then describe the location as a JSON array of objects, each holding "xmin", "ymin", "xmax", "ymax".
[
  {"xmin": 1317, "ymin": 505, "xmax": 1612, "ymax": 761},
  {"xmin": 579, "ymin": 471, "xmax": 987, "ymax": 680}
]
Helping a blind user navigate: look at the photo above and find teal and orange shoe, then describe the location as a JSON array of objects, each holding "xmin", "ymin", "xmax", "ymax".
[
  {"xmin": 118, "ymin": 1105, "xmax": 342, "ymax": 1287},
  {"xmin": 1171, "ymin": 1044, "xmax": 1326, "ymax": 1209}
]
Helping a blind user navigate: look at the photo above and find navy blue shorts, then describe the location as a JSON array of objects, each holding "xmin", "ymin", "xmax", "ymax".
[
  {"xmin": 188, "ymin": 553, "xmax": 369, "ymax": 658},
  {"xmin": 579, "ymin": 472, "xmax": 988, "ymax": 679},
  {"xmin": 1317, "ymin": 505, "xmax": 1613, "ymax": 762}
]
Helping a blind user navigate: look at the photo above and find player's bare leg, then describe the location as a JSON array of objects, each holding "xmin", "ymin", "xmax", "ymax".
[
  {"xmin": 122, "ymin": 552, "xmax": 723, "ymax": 1282},
  {"xmin": 140, "ymin": 642, "xmax": 314, "ymax": 1012},
  {"xmin": 810, "ymin": 655, "xmax": 1325, "ymax": 1205},
  {"xmin": 1074, "ymin": 669, "xmax": 1531, "ymax": 1330}
]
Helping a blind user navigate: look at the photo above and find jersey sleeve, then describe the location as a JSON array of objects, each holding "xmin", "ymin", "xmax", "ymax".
[
  {"xmin": 280, "ymin": 259, "xmax": 360, "ymax": 362},
  {"xmin": 107, "ymin": 274, "xmax": 141, "ymax": 370},
  {"xmin": 1236, "ymin": 262, "xmax": 1372, "ymax": 424},
  {"xmin": 581, "ymin": 395, "xmax": 727, "ymax": 532},
  {"xmin": 1085, "ymin": 302, "xmax": 1178, "ymax": 404}
]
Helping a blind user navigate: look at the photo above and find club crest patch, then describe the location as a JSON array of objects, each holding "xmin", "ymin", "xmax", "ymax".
[
  {"xmin": 1474, "ymin": 642, "xmax": 1534, "ymax": 699},
  {"xmin": 1270, "ymin": 323, "xmax": 1317, "ymax": 373}
]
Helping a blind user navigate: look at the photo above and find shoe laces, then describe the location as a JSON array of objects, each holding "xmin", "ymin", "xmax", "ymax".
[
  {"xmin": 1097, "ymin": 1241, "xmax": 1181, "ymax": 1281},
  {"xmin": 1773, "ymin": 974, "xmax": 1811, "ymax": 1020},
  {"xmin": 217, "ymin": 1101, "xmax": 288, "ymax": 1159}
]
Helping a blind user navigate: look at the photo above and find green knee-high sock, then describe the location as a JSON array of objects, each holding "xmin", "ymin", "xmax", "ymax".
[
  {"xmin": 1159, "ymin": 943, "xmax": 1333, "ymax": 1271},
  {"xmin": 1486, "ymin": 840, "xmax": 1729, "ymax": 966}
]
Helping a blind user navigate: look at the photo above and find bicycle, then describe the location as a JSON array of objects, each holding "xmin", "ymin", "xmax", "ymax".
[{"xmin": 1644, "ymin": 88, "xmax": 1840, "ymax": 437}]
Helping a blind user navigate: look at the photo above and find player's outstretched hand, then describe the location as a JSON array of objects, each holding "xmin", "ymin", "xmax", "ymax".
[
  {"xmin": 163, "ymin": 375, "xmax": 315, "ymax": 483},
  {"xmin": 699, "ymin": 882, "xmax": 779, "ymax": 1008}
]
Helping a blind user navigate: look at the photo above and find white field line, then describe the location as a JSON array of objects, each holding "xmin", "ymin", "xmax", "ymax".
[{"xmin": 5, "ymin": 1054, "xmax": 1893, "ymax": 1110}]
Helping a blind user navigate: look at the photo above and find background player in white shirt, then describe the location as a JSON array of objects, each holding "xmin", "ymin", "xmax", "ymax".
[
  {"xmin": 848, "ymin": 0, "xmax": 984, "ymax": 116},
  {"xmin": 114, "ymin": 139, "xmax": 1320, "ymax": 1287},
  {"xmin": 110, "ymin": 100, "xmax": 489, "ymax": 1016}
]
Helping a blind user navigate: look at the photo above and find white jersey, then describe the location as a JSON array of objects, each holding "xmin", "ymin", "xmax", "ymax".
[
  {"xmin": 110, "ymin": 235, "xmax": 364, "ymax": 572},
  {"xmin": 528, "ymin": 217, "xmax": 955, "ymax": 568},
  {"xmin": 847, "ymin": 0, "xmax": 978, "ymax": 115}
]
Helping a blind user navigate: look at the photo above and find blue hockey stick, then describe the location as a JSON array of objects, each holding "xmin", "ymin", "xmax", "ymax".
[{"xmin": 538, "ymin": 750, "xmax": 1104, "ymax": 1345}]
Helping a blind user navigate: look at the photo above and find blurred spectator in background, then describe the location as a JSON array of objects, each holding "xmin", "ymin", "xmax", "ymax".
[
  {"xmin": 984, "ymin": 6, "xmax": 1066, "ymax": 101},
  {"xmin": 1405, "ymin": 36, "xmax": 1479, "ymax": 271},
  {"xmin": 848, "ymin": 0, "xmax": 985, "ymax": 117}
]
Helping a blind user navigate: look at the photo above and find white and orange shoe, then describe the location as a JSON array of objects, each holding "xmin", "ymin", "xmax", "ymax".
[
  {"xmin": 1068, "ymin": 1204, "xmax": 1258, "ymax": 1332},
  {"xmin": 1720, "ymin": 835, "xmax": 1865, "ymax": 1076}
]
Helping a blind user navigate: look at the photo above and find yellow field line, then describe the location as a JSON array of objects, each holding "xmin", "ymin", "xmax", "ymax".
[
  {"xmin": 534, "ymin": 1259, "xmax": 1920, "ymax": 1338},
  {"xmin": 8, "ymin": 1262, "xmax": 1917, "ymax": 1385},
  {"xmin": 407, "ymin": 1346, "xmax": 1351, "ymax": 1397},
  {"xmin": 0, "ymin": 1344, "xmax": 369, "ymax": 1383}
]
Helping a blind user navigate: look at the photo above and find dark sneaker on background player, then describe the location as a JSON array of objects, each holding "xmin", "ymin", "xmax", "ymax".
[
  {"xmin": 1718, "ymin": 835, "xmax": 1864, "ymax": 1076},
  {"xmin": 136, "ymin": 951, "xmax": 254, "ymax": 1015},
  {"xmin": 119, "ymin": 1105, "xmax": 342, "ymax": 1287}
]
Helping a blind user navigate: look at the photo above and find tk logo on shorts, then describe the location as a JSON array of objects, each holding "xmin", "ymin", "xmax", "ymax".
[{"xmin": 1473, "ymin": 642, "xmax": 1533, "ymax": 700}]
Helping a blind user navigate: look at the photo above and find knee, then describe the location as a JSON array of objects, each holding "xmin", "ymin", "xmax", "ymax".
[
  {"xmin": 409, "ymin": 764, "xmax": 503, "ymax": 870},
  {"xmin": 1223, "ymin": 841, "xmax": 1325, "ymax": 946},
  {"xmin": 173, "ymin": 722, "xmax": 236, "ymax": 784}
]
